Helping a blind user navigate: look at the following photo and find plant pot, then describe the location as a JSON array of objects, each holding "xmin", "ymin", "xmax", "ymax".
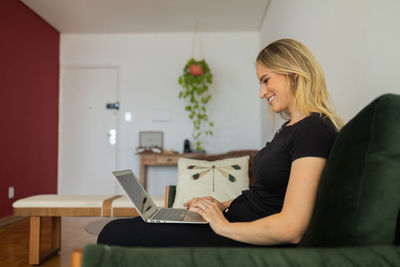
[{"xmin": 189, "ymin": 64, "xmax": 204, "ymax": 76}]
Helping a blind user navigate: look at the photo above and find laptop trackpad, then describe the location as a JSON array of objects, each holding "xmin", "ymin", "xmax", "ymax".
[{"xmin": 185, "ymin": 211, "xmax": 208, "ymax": 223}]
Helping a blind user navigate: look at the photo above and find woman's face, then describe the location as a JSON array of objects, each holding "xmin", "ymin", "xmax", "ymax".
[{"xmin": 256, "ymin": 63, "xmax": 293, "ymax": 114}]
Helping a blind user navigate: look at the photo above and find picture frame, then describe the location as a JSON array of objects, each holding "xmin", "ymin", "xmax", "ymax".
[{"xmin": 139, "ymin": 131, "xmax": 163, "ymax": 149}]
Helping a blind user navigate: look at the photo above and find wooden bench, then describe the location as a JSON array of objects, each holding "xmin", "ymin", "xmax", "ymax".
[{"xmin": 13, "ymin": 194, "xmax": 140, "ymax": 265}]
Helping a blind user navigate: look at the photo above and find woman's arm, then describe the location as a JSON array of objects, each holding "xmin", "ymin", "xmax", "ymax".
[{"xmin": 190, "ymin": 157, "xmax": 327, "ymax": 245}]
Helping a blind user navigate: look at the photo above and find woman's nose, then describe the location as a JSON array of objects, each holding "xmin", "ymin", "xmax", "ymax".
[{"xmin": 260, "ymin": 85, "xmax": 268, "ymax": 99}]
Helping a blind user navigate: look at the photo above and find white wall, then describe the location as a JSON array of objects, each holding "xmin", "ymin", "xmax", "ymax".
[
  {"xmin": 259, "ymin": 0, "xmax": 400, "ymax": 140},
  {"xmin": 60, "ymin": 32, "xmax": 261, "ymax": 195}
]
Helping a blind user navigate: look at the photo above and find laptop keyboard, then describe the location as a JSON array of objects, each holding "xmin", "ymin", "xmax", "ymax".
[{"xmin": 152, "ymin": 208, "xmax": 187, "ymax": 221}]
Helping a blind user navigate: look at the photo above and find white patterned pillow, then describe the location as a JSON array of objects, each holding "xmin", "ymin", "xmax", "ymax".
[{"xmin": 172, "ymin": 156, "xmax": 250, "ymax": 208}]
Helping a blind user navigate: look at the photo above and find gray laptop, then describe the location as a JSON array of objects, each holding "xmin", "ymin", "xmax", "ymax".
[{"xmin": 112, "ymin": 169, "xmax": 207, "ymax": 224}]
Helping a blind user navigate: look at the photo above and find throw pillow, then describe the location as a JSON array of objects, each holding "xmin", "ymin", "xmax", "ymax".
[
  {"xmin": 300, "ymin": 94, "xmax": 400, "ymax": 247},
  {"xmin": 172, "ymin": 156, "xmax": 250, "ymax": 208}
]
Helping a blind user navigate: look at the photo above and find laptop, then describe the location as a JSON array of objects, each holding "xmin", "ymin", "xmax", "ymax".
[{"xmin": 112, "ymin": 169, "xmax": 208, "ymax": 224}]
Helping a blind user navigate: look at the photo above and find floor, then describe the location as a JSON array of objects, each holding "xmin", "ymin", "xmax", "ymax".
[{"xmin": 0, "ymin": 217, "xmax": 100, "ymax": 267}]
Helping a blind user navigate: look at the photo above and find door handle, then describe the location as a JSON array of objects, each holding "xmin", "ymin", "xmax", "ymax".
[
  {"xmin": 108, "ymin": 129, "xmax": 116, "ymax": 145},
  {"xmin": 106, "ymin": 102, "xmax": 119, "ymax": 110}
]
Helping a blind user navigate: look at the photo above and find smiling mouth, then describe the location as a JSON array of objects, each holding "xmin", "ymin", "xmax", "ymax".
[{"xmin": 267, "ymin": 95, "xmax": 275, "ymax": 103}]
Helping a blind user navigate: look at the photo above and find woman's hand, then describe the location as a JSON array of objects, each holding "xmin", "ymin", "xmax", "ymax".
[
  {"xmin": 187, "ymin": 199, "xmax": 230, "ymax": 235},
  {"xmin": 183, "ymin": 196, "xmax": 228, "ymax": 211}
]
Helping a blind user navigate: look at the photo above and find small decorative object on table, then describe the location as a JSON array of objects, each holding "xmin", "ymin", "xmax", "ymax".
[
  {"xmin": 183, "ymin": 139, "xmax": 192, "ymax": 153},
  {"xmin": 136, "ymin": 146, "xmax": 162, "ymax": 153},
  {"xmin": 136, "ymin": 131, "xmax": 163, "ymax": 153}
]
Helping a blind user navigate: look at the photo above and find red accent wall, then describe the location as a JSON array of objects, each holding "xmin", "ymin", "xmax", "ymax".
[{"xmin": 0, "ymin": 0, "xmax": 59, "ymax": 218}]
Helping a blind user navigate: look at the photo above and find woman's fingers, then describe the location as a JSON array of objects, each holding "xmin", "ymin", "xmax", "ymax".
[
  {"xmin": 188, "ymin": 199, "xmax": 230, "ymax": 235},
  {"xmin": 183, "ymin": 199, "xmax": 193, "ymax": 207},
  {"xmin": 183, "ymin": 197, "xmax": 199, "ymax": 207},
  {"xmin": 184, "ymin": 197, "xmax": 226, "ymax": 213},
  {"xmin": 188, "ymin": 199, "xmax": 217, "ymax": 222},
  {"xmin": 184, "ymin": 196, "xmax": 218, "ymax": 208},
  {"xmin": 196, "ymin": 199, "xmax": 218, "ymax": 211}
]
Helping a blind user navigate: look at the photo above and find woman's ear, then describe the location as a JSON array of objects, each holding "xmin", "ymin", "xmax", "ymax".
[{"xmin": 290, "ymin": 74, "xmax": 298, "ymax": 88}]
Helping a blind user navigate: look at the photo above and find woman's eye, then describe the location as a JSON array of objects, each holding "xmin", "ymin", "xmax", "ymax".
[{"xmin": 263, "ymin": 78, "xmax": 269, "ymax": 85}]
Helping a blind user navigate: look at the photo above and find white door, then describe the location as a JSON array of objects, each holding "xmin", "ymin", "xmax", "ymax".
[{"xmin": 60, "ymin": 67, "xmax": 119, "ymax": 195}]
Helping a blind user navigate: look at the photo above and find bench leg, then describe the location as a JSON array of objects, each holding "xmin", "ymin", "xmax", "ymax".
[
  {"xmin": 29, "ymin": 217, "xmax": 41, "ymax": 264},
  {"xmin": 52, "ymin": 216, "xmax": 61, "ymax": 250},
  {"xmin": 29, "ymin": 216, "xmax": 61, "ymax": 265}
]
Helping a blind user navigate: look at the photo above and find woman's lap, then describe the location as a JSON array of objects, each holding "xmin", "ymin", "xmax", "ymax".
[
  {"xmin": 97, "ymin": 216, "xmax": 252, "ymax": 247},
  {"xmin": 97, "ymin": 195, "xmax": 270, "ymax": 247}
]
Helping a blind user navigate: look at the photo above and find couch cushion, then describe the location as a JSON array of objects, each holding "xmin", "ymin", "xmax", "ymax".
[
  {"xmin": 172, "ymin": 156, "xmax": 249, "ymax": 208},
  {"xmin": 82, "ymin": 244, "xmax": 400, "ymax": 267},
  {"xmin": 12, "ymin": 194, "xmax": 113, "ymax": 208},
  {"xmin": 300, "ymin": 94, "xmax": 400, "ymax": 247}
]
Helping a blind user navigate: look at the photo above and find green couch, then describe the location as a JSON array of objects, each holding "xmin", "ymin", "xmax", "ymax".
[{"xmin": 81, "ymin": 94, "xmax": 400, "ymax": 267}]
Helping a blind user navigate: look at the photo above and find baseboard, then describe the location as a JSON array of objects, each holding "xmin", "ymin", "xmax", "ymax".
[{"xmin": 0, "ymin": 215, "xmax": 27, "ymax": 227}]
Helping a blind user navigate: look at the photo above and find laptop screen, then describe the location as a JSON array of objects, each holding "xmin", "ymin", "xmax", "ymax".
[{"xmin": 112, "ymin": 170, "xmax": 157, "ymax": 217}]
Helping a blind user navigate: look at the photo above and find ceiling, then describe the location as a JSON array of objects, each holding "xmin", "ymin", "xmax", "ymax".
[{"xmin": 21, "ymin": 0, "xmax": 270, "ymax": 33}]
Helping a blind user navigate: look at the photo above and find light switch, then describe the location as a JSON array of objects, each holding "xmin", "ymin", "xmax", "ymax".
[
  {"xmin": 124, "ymin": 112, "xmax": 132, "ymax": 122},
  {"xmin": 9, "ymin": 186, "xmax": 14, "ymax": 199}
]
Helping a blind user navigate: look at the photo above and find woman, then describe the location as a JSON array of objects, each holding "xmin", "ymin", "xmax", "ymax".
[{"xmin": 97, "ymin": 38, "xmax": 343, "ymax": 247}]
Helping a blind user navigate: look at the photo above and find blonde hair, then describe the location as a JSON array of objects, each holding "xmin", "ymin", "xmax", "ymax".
[{"xmin": 257, "ymin": 38, "xmax": 344, "ymax": 131}]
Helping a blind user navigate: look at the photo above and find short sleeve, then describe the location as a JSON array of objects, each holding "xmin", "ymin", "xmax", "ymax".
[{"xmin": 290, "ymin": 118, "xmax": 337, "ymax": 162}]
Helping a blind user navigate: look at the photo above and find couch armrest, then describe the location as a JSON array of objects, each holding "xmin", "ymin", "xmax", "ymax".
[
  {"xmin": 165, "ymin": 185, "xmax": 176, "ymax": 208},
  {"xmin": 81, "ymin": 244, "xmax": 400, "ymax": 267}
]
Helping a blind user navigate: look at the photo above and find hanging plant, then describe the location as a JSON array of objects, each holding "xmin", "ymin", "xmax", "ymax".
[{"xmin": 178, "ymin": 58, "xmax": 214, "ymax": 152}]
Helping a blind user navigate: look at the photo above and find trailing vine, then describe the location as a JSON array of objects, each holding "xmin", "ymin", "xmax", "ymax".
[{"xmin": 178, "ymin": 58, "xmax": 214, "ymax": 151}]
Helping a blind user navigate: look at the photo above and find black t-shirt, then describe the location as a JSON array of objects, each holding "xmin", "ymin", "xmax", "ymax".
[{"xmin": 239, "ymin": 113, "xmax": 337, "ymax": 218}]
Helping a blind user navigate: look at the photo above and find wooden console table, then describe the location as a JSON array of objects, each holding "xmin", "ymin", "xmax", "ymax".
[{"xmin": 138, "ymin": 152, "xmax": 202, "ymax": 190}]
